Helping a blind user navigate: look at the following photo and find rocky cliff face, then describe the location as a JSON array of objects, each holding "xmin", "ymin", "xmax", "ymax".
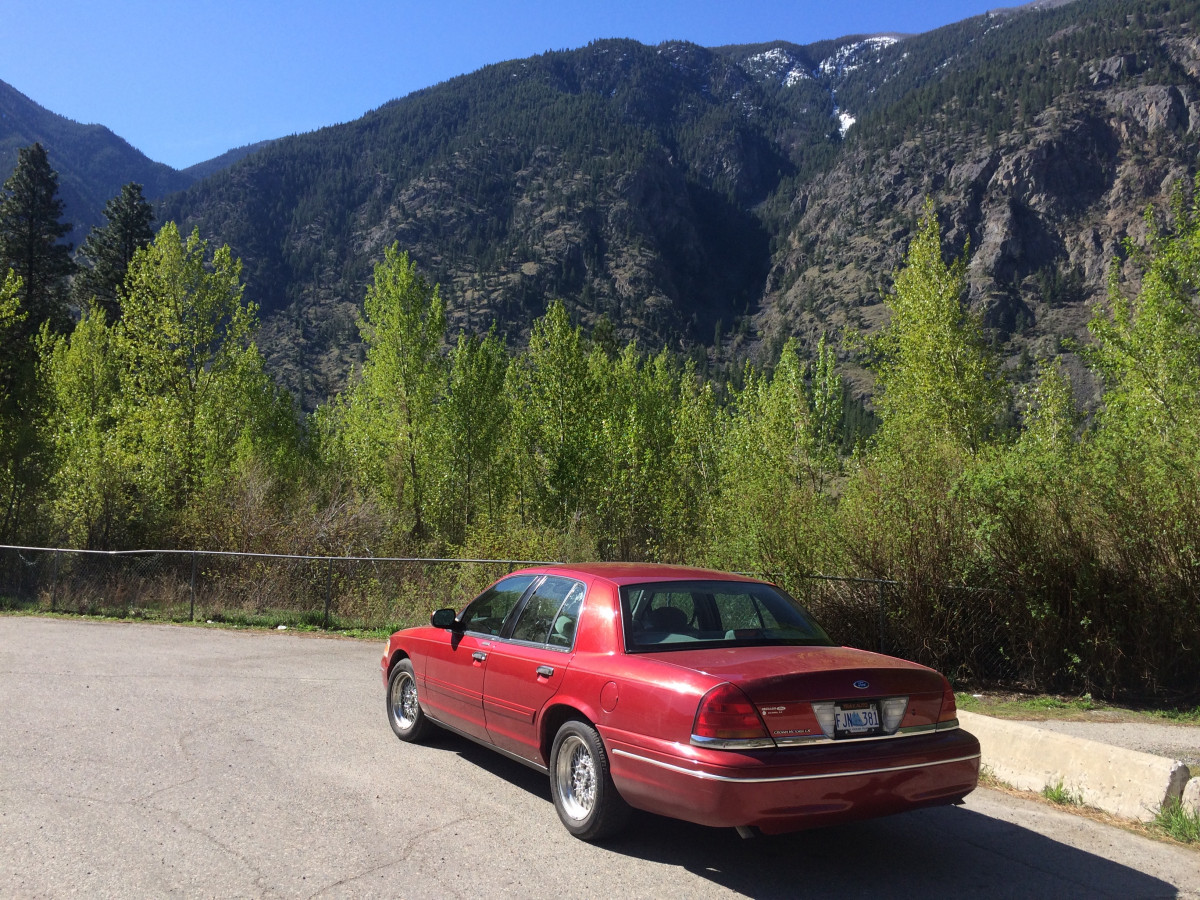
[{"xmin": 760, "ymin": 36, "xmax": 1200, "ymax": 402}]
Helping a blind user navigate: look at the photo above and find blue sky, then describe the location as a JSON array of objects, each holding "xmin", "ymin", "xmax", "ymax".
[{"xmin": 2, "ymin": 0, "xmax": 1006, "ymax": 169}]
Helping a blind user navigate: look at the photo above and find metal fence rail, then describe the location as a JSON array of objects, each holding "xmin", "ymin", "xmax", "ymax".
[{"xmin": 0, "ymin": 545, "xmax": 1028, "ymax": 686}]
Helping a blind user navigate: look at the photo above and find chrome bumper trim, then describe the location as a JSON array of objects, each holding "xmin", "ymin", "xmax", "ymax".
[
  {"xmin": 611, "ymin": 748, "xmax": 981, "ymax": 784},
  {"xmin": 772, "ymin": 720, "xmax": 959, "ymax": 748}
]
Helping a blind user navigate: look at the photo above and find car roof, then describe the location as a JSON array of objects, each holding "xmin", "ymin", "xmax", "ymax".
[{"xmin": 515, "ymin": 562, "xmax": 768, "ymax": 587}]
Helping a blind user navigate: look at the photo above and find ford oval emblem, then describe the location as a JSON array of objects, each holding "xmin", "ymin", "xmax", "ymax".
[{"xmin": 853, "ymin": 680, "xmax": 870, "ymax": 690}]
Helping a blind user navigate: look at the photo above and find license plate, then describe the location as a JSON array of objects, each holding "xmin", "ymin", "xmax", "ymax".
[{"xmin": 834, "ymin": 701, "xmax": 881, "ymax": 738}]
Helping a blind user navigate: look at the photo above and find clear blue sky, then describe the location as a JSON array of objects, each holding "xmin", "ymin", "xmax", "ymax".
[{"xmin": 2, "ymin": 0, "xmax": 1005, "ymax": 170}]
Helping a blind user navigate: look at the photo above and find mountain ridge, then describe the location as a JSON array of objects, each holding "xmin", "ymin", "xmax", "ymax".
[{"xmin": 0, "ymin": 79, "xmax": 272, "ymax": 243}]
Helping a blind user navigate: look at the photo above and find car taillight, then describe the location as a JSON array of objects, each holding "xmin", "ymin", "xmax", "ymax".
[
  {"xmin": 937, "ymin": 678, "xmax": 958, "ymax": 723},
  {"xmin": 691, "ymin": 683, "xmax": 773, "ymax": 748}
]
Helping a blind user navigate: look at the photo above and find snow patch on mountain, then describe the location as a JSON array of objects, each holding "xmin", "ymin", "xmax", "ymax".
[
  {"xmin": 743, "ymin": 47, "xmax": 814, "ymax": 86},
  {"xmin": 818, "ymin": 36, "xmax": 900, "ymax": 77}
]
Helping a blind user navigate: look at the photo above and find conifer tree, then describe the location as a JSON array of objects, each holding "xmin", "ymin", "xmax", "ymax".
[
  {"xmin": 74, "ymin": 182, "xmax": 154, "ymax": 321},
  {"xmin": 0, "ymin": 143, "xmax": 74, "ymax": 336}
]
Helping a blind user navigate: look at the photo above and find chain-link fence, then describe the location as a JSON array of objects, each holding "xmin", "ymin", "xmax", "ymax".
[
  {"xmin": 1, "ymin": 545, "xmax": 1028, "ymax": 686},
  {"xmin": 0, "ymin": 545, "xmax": 530, "ymax": 631},
  {"xmin": 779, "ymin": 573, "xmax": 1028, "ymax": 686}
]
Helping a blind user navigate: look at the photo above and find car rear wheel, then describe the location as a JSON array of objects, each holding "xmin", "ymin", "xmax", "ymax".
[
  {"xmin": 386, "ymin": 659, "xmax": 434, "ymax": 742},
  {"xmin": 550, "ymin": 719, "xmax": 630, "ymax": 841}
]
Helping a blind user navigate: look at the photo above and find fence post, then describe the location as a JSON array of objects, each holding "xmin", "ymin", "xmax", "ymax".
[
  {"xmin": 189, "ymin": 551, "xmax": 197, "ymax": 621},
  {"xmin": 877, "ymin": 581, "xmax": 886, "ymax": 656},
  {"xmin": 50, "ymin": 549, "xmax": 61, "ymax": 612},
  {"xmin": 324, "ymin": 558, "xmax": 333, "ymax": 630}
]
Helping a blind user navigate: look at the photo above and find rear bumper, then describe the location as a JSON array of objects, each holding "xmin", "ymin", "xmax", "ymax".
[{"xmin": 604, "ymin": 727, "xmax": 980, "ymax": 834}]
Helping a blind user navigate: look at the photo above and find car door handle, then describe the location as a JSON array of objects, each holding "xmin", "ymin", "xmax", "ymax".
[
  {"xmin": 472, "ymin": 651, "xmax": 488, "ymax": 662},
  {"xmin": 536, "ymin": 665, "xmax": 554, "ymax": 678}
]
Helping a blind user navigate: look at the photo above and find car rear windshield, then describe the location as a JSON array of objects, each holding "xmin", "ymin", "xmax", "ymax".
[{"xmin": 619, "ymin": 580, "xmax": 833, "ymax": 652}]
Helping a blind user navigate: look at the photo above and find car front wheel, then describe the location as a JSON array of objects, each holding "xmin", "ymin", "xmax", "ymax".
[
  {"xmin": 386, "ymin": 659, "xmax": 434, "ymax": 742},
  {"xmin": 549, "ymin": 719, "xmax": 630, "ymax": 841}
]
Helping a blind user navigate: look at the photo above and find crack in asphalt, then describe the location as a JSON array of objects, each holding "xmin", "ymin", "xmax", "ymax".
[{"xmin": 305, "ymin": 815, "xmax": 473, "ymax": 900}]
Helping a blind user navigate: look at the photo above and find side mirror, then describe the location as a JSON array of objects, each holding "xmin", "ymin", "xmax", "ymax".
[{"xmin": 431, "ymin": 608, "xmax": 460, "ymax": 630}]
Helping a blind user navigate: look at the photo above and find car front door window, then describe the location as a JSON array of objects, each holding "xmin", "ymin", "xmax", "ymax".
[
  {"xmin": 461, "ymin": 575, "xmax": 537, "ymax": 636},
  {"xmin": 510, "ymin": 576, "xmax": 584, "ymax": 647}
]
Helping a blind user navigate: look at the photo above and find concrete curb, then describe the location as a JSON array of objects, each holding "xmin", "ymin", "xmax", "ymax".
[
  {"xmin": 1184, "ymin": 777, "xmax": 1200, "ymax": 815},
  {"xmin": 958, "ymin": 710, "xmax": 1192, "ymax": 822}
]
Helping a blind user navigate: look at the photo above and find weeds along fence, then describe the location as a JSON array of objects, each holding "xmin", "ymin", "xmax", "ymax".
[
  {"xmin": 0, "ymin": 545, "xmax": 526, "ymax": 632},
  {"xmin": 1, "ymin": 545, "xmax": 1031, "ymax": 687}
]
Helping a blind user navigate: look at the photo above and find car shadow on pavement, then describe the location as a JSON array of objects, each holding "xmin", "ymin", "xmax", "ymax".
[
  {"xmin": 439, "ymin": 731, "xmax": 1181, "ymax": 899},
  {"xmin": 434, "ymin": 730, "xmax": 556, "ymax": 797},
  {"xmin": 605, "ymin": 807, "xmax": 1180, "ymax": 899}
]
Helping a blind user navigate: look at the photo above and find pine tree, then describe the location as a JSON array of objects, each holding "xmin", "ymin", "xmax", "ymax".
[
  {"xmin": 74, "ymin": 182, "xmax": 155, "ymax": 321},
  {"xmin": 0, "ymin": 143, "xmax": 74, "ymax": 336}
]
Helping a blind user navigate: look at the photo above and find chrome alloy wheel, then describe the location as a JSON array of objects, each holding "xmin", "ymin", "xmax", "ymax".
[
  {"xmin": 554, "ymin": 734, "xmax": 597, "ymax": 820},
  {"xmin": 389, "ymin": 670, "xmax": 420, "ymax": 731}
]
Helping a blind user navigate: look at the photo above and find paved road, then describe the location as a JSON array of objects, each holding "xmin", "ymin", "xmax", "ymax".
[{"xmin": 2, "ymin": 617, "xmax": 1197, "ymax": 899}]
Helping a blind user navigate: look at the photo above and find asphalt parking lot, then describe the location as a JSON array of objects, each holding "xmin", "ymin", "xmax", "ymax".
[{"xmin": 2, "ymin": 617, "xmax": 1198, "ymax": 899}]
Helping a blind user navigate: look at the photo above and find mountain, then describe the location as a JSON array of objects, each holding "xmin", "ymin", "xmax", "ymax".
[
  {"xmin": 144, "ymin": 0, "xmax": 1200, "ymax": 408},
  {"xmin": 0, "ymin": 79, "xmax": 195, "ymax": 244},
  {"xmin": 0, "ymin": 80, "xmax": 272, "ymax": 246},
  {"xmin": 160, "ymin": 38, "xmax": 838, "ymax": 403}
]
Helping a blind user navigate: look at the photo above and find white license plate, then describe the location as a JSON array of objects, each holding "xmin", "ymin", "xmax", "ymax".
[{"xmin": 834, "ymin": 703, "xmax": 880, "ymax": 736}]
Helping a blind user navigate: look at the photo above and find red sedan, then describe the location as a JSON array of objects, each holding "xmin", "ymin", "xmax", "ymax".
[{"xmin": 381, "ymin": 563, "xmax": 979, "ymax": 840}]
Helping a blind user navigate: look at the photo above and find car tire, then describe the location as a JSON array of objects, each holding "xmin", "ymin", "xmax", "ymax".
[
  {"xmin": 386, "ymin": 658, "xmax": 434, "ymax": 742},
  {"xmin": 549, "ymin": 719, "xmax": 631, "ymax": 841}
]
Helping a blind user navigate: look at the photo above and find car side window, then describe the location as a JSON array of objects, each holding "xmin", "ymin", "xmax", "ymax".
[
  {"xmin": 510, "ymin": 576, "xmax": 585, "ymax": 648},
  {"xmin": 460, "ymin": 575, "xmax": 537, "ymax": 636}
]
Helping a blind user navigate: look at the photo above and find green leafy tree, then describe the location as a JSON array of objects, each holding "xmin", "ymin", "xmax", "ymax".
[
  {"xmin": 588, "ymin": 346, "xmax": 680, "ymax": 559},
  {"xmin": 74, "ymin": 182, "xmax": 155, "ymax": 322},
  {"xmin": 1077, "ymin": 182, "xmax": 1200, "ymax": 688},
  {"xmin": 0, "ymin": 268, "xmax": 51, "ymax": 541},
  {"xmin": 118, "ymin": 223, "xmax": 279, "ymax": 534},
  {"xmin": 809, "ymin": 332, "xmax": 845, "ymax": 466},
  {"xmin": 650, "ymin": 365, "xmax": 720, "ymax": 563},
  {"xmin": 711, "ymin": 340, "xmax": 836, "ymax": 578},
  {"xmin": 434, "ymin": 328, "xmax": 510, "ymax": 544},
  {"xmin": 38, "ymin": 307, "xmax": 130, "ymax": 547},
  {"xmin": 506, "ymin": 300, "xmax": 597, "ymax": 533},
  {"xmin": 332, "ymin": 245, "xmax": 446, "ymax": 540},
  {"xmin": 0, "ymin": 269, "xmax": 25, "ymax": 409},
  {"xmin": 0, "ymin": 269, "xmax": 32, "ymax": 536},
  {"xmin": 841, "ymin": 202, "xmax": 1004, "ymax": 591},
  {"xmin": 961, "ymin": 358, "xmax": 1090, "ymax": 684},
  {"xmin": 870, "ymin": 200, "xmax": 1004, "ymax": 454},
  {"xmin": 0, "ymin": 143, "xmax": 74, "ymax": 337},
  {"xmin": 1088, "ymin": 185, "xmax": 1200, "ymax": 451}
]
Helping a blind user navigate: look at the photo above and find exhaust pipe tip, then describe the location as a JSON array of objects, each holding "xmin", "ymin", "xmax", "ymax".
[{"xmin": 735, "ymin": 825, "xmax": 760, "ymax": 840}]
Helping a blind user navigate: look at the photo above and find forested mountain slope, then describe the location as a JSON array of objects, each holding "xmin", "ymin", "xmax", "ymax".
[
  {"xmin": 153, "ymin": 0, "xmax": 1200, "ymax": 407},
  {"xmin": 159, "ymin": 38, "xmax": 846, "ymax": 403}
]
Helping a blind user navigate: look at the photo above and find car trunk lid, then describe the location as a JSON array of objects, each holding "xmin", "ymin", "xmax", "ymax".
[{"xmin": 643, "ymin": 644, "xmax": 950, "ymax": 741}]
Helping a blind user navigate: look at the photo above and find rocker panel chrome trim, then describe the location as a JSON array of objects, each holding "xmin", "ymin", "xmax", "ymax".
[{"xmin": 423, "ymin": 710, "xmax": 549, "ymax": 774}]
